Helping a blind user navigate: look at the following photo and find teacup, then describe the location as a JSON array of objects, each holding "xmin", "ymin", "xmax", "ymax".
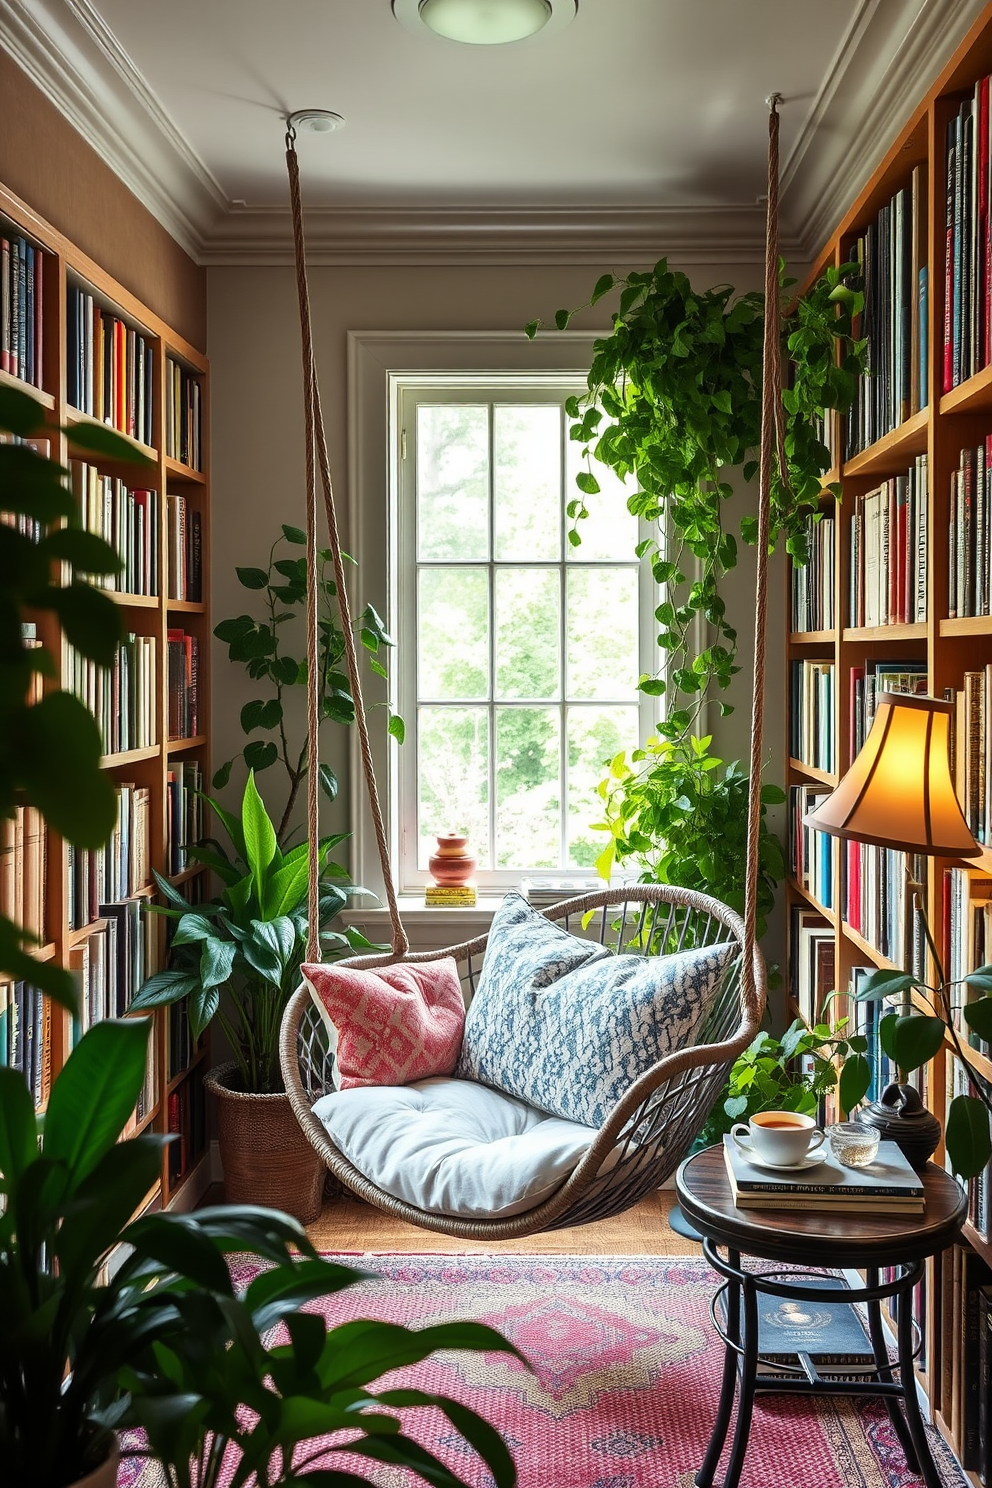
[{"xmin": 731, "ymin": 1110, "xmax": 826, "ymax": 1168}]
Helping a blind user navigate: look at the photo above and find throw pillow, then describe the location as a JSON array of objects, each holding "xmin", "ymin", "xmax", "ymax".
[
  {"xmin": 303, "ymin": 958, "xmax": 465, "ymax": 1088},
  {"xmin": 457, "ymin": 893, "xmax": 733, "ymax": 1127}
]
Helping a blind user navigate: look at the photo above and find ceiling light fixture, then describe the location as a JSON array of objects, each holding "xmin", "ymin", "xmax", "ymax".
[
  {"xmin": 286, "ymin": 109, "xmax": 345, "ymax": 135},
  {"xmin": 392, "ymin": 0, "xmax": 577, "ymax": 45}
]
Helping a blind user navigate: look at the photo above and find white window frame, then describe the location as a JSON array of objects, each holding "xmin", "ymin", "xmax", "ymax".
[{"xmin": 346, "ymin": 332, "xmax": 659, "ymax": 910}]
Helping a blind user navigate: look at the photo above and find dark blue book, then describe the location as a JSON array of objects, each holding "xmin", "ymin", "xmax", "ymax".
[{"xmin": 720, "ymin": 1276, "xmax": 875, "ymax": 1367}]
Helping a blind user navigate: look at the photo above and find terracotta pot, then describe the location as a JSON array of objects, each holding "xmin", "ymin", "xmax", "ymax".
[
  {"xmin": 858, "ymin": 1082, "xmax": 942, "ymax": 1172},
  {"xmin": 205, "ymin": 1063, "xmax": 324, "ymax": 1224},
  {"xmin": 72, "ymin": 1438, "xmax": 119, "ymax": 1488},
  {"xmin": 428, "ymin": 832, "xmax": 477, "ymax": 886}
]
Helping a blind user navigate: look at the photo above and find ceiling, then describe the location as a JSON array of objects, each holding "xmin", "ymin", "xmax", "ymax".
[{"xmin": 1, "ymin": 0, "xmax": 987, "ymax": 264}]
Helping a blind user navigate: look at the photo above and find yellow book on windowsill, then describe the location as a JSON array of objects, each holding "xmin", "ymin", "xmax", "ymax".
[{"xmin": 425, "ymin": 884, "xmax": 477, "ymax": 907}]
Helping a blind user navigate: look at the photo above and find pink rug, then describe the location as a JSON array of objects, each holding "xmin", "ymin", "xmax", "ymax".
[{"xmin": 127, "ymin": 1253, "xmax": 966, "ymax": 1488}]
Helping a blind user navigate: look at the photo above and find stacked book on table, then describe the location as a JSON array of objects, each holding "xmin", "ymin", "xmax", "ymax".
[{"xmin": 723, "ymin": 1135, "xmax": 925, "ymax": 1215}]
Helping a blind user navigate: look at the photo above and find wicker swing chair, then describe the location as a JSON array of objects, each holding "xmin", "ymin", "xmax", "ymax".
[{"xmin": 277, "ymin": 101, "xmax": 784, "ymax": 1240}]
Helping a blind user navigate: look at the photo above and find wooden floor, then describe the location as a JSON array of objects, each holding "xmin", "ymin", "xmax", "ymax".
[{"xmin": 305, "ymin": 1188, "xmax": 698, "ymax": 1256}]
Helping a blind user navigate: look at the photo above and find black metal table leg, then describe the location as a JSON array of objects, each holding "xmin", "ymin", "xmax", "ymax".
[
  {"xmin": 864, "ymin": 1266, "xmax": 920, "ymax": 1472},
  {"xmin": 721, "ymin": 1269, "xmax": 760, "ymax": 1488},
  {"xmin": 695, "ymin": 1244, "xmax": 740, "ymax": 1488},
  {"xmin": 896, "ymin": 1280, "xmax": 943, "ymax": 1488}
]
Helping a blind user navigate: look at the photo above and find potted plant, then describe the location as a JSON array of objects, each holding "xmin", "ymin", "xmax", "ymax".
[
  {"xmin": 0, "ymin": 1017, "xmax": 518, "ymax": 1488},
  {"xmin": 130, "ymin": 771, "xmax": 371, "ymax": 1219}
]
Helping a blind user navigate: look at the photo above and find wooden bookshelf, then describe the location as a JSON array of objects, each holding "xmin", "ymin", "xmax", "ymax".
[
  {"xmin": 0, "ymin": 176, "xmax": 211, "ymax": 1212},
  {"xmin": 785, "ymin": 5, "xmax": 992, "ymax": 1478}
]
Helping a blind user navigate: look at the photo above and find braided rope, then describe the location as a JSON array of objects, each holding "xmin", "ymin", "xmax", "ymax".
[
  {"xmin": 743, "ymin": 97, "xmax": 781, "ymax": 970},
  {"xmin": 285, "ymin": 132, "xmax": 408, "ymax": 961}
]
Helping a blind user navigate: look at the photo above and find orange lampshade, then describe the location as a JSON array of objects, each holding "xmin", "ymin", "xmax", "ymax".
[{"xmin": 803, "ymin": 692, "xmax": 981, "ymax": 858}]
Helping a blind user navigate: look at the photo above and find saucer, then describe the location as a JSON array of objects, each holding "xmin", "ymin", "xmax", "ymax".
[{"xmin": 735, "ymin": 1143, "xmax": 830, "ymax": 1173}]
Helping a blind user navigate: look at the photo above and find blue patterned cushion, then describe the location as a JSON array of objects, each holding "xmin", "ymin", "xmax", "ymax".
[{"xmin": 457, "ymin": 893, "xmax": 733, "ymax": 1127}]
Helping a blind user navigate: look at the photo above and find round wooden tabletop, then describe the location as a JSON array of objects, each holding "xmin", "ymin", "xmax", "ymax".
[{"xmin": 675, "ymin": 1145, "xmax": 968, "ymax": 1266}]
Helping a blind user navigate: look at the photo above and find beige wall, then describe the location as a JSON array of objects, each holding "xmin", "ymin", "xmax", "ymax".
[{"xmin": 207, "ymin": 258, "xmax": 791, "ymax": 974}]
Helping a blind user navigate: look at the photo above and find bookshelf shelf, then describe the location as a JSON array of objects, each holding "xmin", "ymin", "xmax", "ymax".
[
  {"xmin": 788, "ymin": 757, "xmax": 838, "ymax": 787},
  {"xmin": 166, "ymin": 600, "xmax": 207, "ymax": 614},
  {"xmin": 169, "ymin": 863, "xmax": 205, "ymax": 887},
  {"xmin": 167, "ymin": 1044, "xmax": 208, "ymax": 1094},
  {"xmin": 164, "ymin": 455, "xmax": 206, "ymax": 485},
  {"xmin": 785, "ymin": 11, "xmax": 992, "ymax": 1471},
  {"xmin": 0, "ymin": 174, "xmax": 211, "ymax": 1214},
  {"xmin": 841, "ymin": 407, "xmax": 929, "ymax": 478},
  {"xmin": 167, "ymin": 735, "xmax": 207, "ymax": 755},
  {"xmin": 842, "ymin": 623, "xmax": 928, "ymax": 642},
  {"xmin": 102, "ymin": 745, "xmax": 161, "ymax": 768},
  {"xmin": 0, "ymin": 367, "xmax": 55, "ymax": 409}
]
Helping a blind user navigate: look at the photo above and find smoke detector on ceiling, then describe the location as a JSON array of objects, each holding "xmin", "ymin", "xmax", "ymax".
[
  {"xmin": 392, "ymin": 0, "xmax": 577, "ymax": 46},
  {"xmin": 287, "ymin": 110, "xmax": 346, "ymax": 135}
]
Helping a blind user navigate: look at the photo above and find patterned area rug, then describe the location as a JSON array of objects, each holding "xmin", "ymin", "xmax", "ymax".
[{"xmin": 125, "ymin": 1253, "xmax": 965, "ymax": 1488}]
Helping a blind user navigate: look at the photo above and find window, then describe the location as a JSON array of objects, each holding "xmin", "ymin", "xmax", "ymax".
[{"xmin": 393, "ymin": 377, "xmax": 654, "ymax": 890}]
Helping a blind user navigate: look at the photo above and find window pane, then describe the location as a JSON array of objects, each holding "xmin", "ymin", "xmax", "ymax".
[
  {"xmin": 417, "ymin": 405, "xmax": 489, "ymax": 561},
  {"xmin": 494, "ymin": 405, "xmax": 561, "ymax": 561},
  {"xmin": 565, "ymin": 439, "xmax": 638, "ymax": 561},
  {"xmin": 566, "ymin": 567, "xmax": 639, "ymax": 699},
  {"xmin": 567, "ymin": 705, "xmax": 640, "ymax": 866},
  {"xmin": 418, "ymin": 567, "xmax": 489, "ymax": 699},
  {"xmin": 418, "ymin": 706, "xmax": 490, "ymax": 868},
  {"xmin": 495, "ymin": 567, "xmax": 560, "ymax": 700},
  {"xmin": 495, "ymin": 707, "xmax": 560, "ymax": 868}
]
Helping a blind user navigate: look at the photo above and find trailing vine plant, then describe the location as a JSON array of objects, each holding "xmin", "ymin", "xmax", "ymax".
[{"xmin": 525, "ymin": 260, "xmax": 865, "ymax": 899}]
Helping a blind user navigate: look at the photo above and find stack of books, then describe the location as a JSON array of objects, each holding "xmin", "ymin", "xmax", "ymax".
[
  {"xmin": 425, "ymin": 883, "xmax": 477, "ymax": 907},
  {"xmin": 723, "ymin": 1135, "xmax": 925, "ymax": 1215}
]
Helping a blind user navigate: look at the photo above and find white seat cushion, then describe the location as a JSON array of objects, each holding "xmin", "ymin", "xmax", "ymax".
[{"xmin": 312, "ymin": 1076, "xmax": 599, "ymax": 1219}]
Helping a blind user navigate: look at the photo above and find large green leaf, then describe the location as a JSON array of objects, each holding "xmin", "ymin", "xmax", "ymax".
[
  {"xmin": 18, "ymin": 692, "xmax": 119, "ymax": 847},
  {"xmin": 0, "ymin": 1064, "xmax": 37, "ymax": 1186},
  {"xmin": 243, "ymin": 916, "xmax": 297, "ymax": 982},
  {"xmin": 838, "ymin": 1052, "xmax": 871, "ymax": 1115},
  {"xmin": 881, "ymin": 1013, "xmax": 946, "ymax": 1074},
  {"xmin": 119, "ymin": 1210, "xmax": 235, "ymax": 1294},
  {"xmin": 43, "ymin": 527, "xmax": 123, "ymax": 576},
  {"xmin": 945, "ymin": 1093, "xmax": 992, "ymax": 1180},
  {"xmin": 188, "ymin": 986, "xmax": 221, "ymax": 1041},
  {"xmin": 43, "ymin": 582, "xmax": 124, "ymax": 667},
  {"xmin": 130, "ymin": 970, "xmax": 201, "ymax": 1010},
  {"xmin": 0, "ymin": 383, "xmax": 47, "ymax": 436},
  {"xmin": 53, "ymin": 1134, "xmax": 167, "ymax": 1277},
  {"xmin": 246, "ymin": 1258, "xmax": 362, "ymax": 1332},
  {"xmin": 242, "ymin": 770, "xmax": 278, "ymax": 897},
  {"xmin": 263, "ymin": 854, "xmax": 310, "ymax": 920},
  {"xmin": 199, "ymin": 937, "xmax": 236, "ymax": 991},
  {"xmin": 43, "ymin": 1019, "xmax": 151, "ymax": 1184},
  {"xmin": 172, "ymin": 913, "xmax": 223, "ymax": 946},
  {"xmin": 963, "ymin": 997, "xmax": 992, "ymax": 1043},
  {"xmin": 0, "ymin": 914, "xmax": 78, "ymax": 1011}
]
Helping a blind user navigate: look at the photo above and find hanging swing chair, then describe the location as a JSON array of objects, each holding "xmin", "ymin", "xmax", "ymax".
[{"xmin": 278, "ymin": 101, "xmax": 784, "ymax": 1241}]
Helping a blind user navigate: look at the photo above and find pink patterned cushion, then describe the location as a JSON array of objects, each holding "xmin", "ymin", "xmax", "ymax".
[{"xmin": 302, "ymin": 959, "xmax": 465, "ymax": 1088}]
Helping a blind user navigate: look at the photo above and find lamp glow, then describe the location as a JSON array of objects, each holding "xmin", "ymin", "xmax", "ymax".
[
  {"xmin": 418, "ymin": 0, "xmax": 552, "ymax": 43},
  {"xmin": 803, "ymin": 692, "xmax": 980, "ymax": 858}
]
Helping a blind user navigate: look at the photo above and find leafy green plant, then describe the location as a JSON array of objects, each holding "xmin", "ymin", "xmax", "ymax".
[
  {"xmin": 592, "ymin": 732, "xmax": 786, "ymax": 938},
  {"xmin": 213, "ymin": 524, "xmax": 400, "ymax": 846},
  {"xmin": 698, "ymin": 1017, "xmax": 872, "ymax": 1149},
  {"xmin": 130, "ymin": 772, "xmax": 372, "ymax": 1093},
  {"xmin": 0, "ymin": 384, "xmax": 154, "ymax": 1010},
  {"xmin": 854, "ymin": 965, "xmax": 992, "ymax": 1179},
  {"xmin": 0, "ymin": 1018, "xmax": 519, "ymax": 1488}
]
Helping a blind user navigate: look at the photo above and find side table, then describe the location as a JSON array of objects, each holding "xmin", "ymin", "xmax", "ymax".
[{"xmin": 675, "ymin": 1145, "xmax": 967, "ymax": 1488}]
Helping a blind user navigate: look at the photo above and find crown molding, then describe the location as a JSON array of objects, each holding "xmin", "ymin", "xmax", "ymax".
[
  {"xmin": 199, "ymin": 202, "xmax": 804, "ymax": 268},
  {"xmin": 0, "ymin": 0, "xmax": 226, "ymax": 257},
  {"xmin": 784, "ymin": 0, "xmax": 990, "ymax": 256}
]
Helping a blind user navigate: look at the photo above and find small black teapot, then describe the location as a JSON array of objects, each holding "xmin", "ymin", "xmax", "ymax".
[{"xmin": 857, "ymin": 1083, "xmax": 941, "ymax": 1172}]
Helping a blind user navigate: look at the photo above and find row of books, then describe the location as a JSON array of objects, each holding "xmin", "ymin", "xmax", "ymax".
[
  {"xmin": 788, "ymin": 659, "xmax": 835, "ymax": 773},
  {"xmin": 71, "ymin": 461, "xmax": 159, "ymax": 597},
  {"xmin": 0, "ymin": 232, "xmax": 43, "ymax": 388},
  {"xmin": 949, "ymin": 669, "xmax": 992, "ymax": 845},
  {"xmin": 844, "ymin": 164, "xmax": 928, "ymax": 459},
  {"xmin": 943, "ymin": 79, "xmax": 992, "ymax": 393},
  {"xmin": 168, "ymin": 1066, "xmax": 207, "ymax": 1185},
  {"xmin": 940, "ymin": 1241, "xmax": 992, "ymax": 1481},
  {"xmin": 66, "ymin": 283, "xmax": 155, "ymax": 447},
  {"xmin": 167, "ymin": 630, "xmax": 200, "ymax": 740},
  {"xmin": 64, "ymin": 632, "xmax": 157, "ymax": 756},
  {"xmin": 0, "ymin": 982, "xmax": 49, "ymax": 1107},
  {"xmin": 167, "ymin": 493, "xmax": 204, "ymax": 602},
  {"xmin": 67, "ymin": 783, "xmax": 151, "ymax": 930},
  {"xmin": 166, "ymin": 356, "xmax": 203, "ymax": 471},
  {"xmin": 790, "ymin": 513, "xmax": 835, "ymax": 634},
  {"xmin": 168, "ymin": 1001, "xmax": 201, "ymax": 1083},
  {"xmin": 723, "ymin": 1134, "xmax": 924, "ymax": 1214},
  {"xmin": 166, "ymin": 760, "xmax": 203, "ymax": 876},
  {"xmin": 789, "ymin": 905, "xmax": 834, "ymax": 1030},
  {"xmin": 69, "ymin": 901, "xmax": 152, "ymax": 1035},
  {"xmin": 949, "ymin": 441, "xmax": 992, "ymax": 619},
  {"xmin": 845, "ymin": 842, "xmax": 926, "ymax": 971},
  {"xmin": 0, "ymin": 806, "xmax": 46, "ymax": 942},
  {"xmin": 788, "ymin": 782, "xmax": 834, "ymax": 910},
  {"xmin": 847, "ymin": 458, "xmax": 928, "ymax": 627},
  {"xmin": 946, "ymin": 867, "xmax": 992, "ymax": 1062}
]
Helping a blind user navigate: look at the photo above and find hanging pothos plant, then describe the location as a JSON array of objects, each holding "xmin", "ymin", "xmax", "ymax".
[{"xmin": 526, "ymin": 260, "xmax": 865, "ymax": 905}]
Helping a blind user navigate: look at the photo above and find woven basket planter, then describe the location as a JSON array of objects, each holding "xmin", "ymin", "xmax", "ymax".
[{"xmin": 205, "ymin": 1062, "xmax": 324, "ymax": 1224}]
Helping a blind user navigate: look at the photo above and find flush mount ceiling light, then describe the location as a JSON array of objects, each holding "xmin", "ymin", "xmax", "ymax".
[
  {"xmin": 392, "ymin": 0, "xmax": 577, "ymax": 45},
  {"xmin": 286, "ymin": 109, "xmax": 345, "ymax": 135}
]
